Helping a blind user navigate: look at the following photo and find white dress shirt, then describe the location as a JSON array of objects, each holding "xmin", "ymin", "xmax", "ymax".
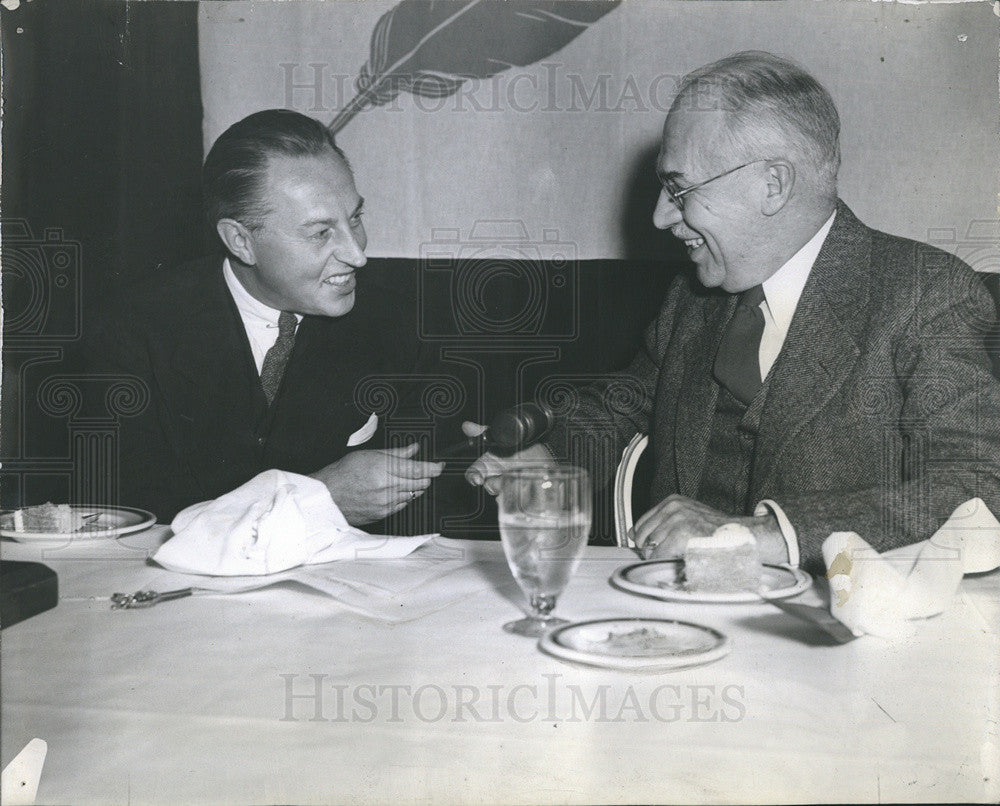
[
  {"xmin": 223, "ymin": 258, "xmax": 302, "ymax": 374},
  {"xmin": 750, "ymin": 211, "xmax": 836, "ymax": 566},
  {"xmin": 758, "ymin": 211, "xmax": 836, "ymax": 380}
]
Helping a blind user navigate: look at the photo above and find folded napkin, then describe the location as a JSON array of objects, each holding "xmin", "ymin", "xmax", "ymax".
[
  {"xmin": 822, "ymin": 498, "xmax": 1000, "ymax": 639},
  {"xmin": 152, "ymin": 470, "xmax": 435, "ymax": 576}
]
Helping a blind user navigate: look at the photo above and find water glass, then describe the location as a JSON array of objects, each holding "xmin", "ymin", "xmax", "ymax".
[{"xmin": 497, "ymin": 465, "xmax": 592, "ymax": 636}]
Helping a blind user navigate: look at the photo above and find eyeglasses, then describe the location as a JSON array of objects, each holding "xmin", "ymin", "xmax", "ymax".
[{"xmin": 659, "ymin": 159, "xmax": 769, "ymax": 211}]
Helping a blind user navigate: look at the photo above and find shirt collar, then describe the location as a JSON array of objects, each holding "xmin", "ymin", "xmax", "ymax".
[
  {"xmin": 761, "ymin": 210, "xmax": 836, "ymax": 335},
  {"xmin": 223, "ymin": 258, "xmax": 301, "ymax": 327}
]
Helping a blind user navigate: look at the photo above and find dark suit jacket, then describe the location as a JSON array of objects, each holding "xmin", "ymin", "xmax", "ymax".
[
  {"xmin": 547, "ymin": 202, "xmax": 1000, "ymax": 572},
  {"xmin": 89, "ymin": 255, "xmax": 452, "ymax": 523}
]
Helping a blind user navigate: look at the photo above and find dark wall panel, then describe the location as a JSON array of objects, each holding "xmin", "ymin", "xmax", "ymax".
[{"xmin": 2, "ymin": 0, "xmax": 204, "ymax": 507}]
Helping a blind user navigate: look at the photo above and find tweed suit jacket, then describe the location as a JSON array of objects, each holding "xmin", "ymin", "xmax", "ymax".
[
  {"xmin": 89, "ymin": 256, "xmax": 437, "ymax": 523},
  {"xmin": 547, "ymin": 202, "xmax": 1000, "ymax": 572}
]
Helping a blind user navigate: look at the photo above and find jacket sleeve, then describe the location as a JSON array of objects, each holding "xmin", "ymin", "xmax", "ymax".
[
  {"xmin": 543, "ymin": 276, "xmax": 684, "ymax": 491},
  {"xmin": 84, "ymin": 308, "xmax": 202, "ymax": 522}
]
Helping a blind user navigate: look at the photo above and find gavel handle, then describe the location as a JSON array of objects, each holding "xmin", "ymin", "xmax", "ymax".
[{"xmin": 430, "ymin": 433, "xmax": 487, "ymax": 463}]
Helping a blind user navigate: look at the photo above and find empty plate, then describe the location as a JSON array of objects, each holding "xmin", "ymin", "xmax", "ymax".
[{"xmin": 538, "ymin": 617, "xmax": 730, "ymax": 672}]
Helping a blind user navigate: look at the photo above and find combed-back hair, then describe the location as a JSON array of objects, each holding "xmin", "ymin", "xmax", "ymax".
[
  {"xmin": 671, "ymin": 51, "xmax": 841, "ymax": 189},
  {"xmin": 203, "ymin": 109, "xmax": 346, "ymax": 231}
]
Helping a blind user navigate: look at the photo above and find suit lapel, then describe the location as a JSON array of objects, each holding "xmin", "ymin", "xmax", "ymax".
[
  {"xmin": 271, "ymin": 283, "xmax": 400, "ymax": 453},
  {"xmin": 674, "ymin": 292, "xmax": 737, "ymax": 496},
  {"xmin": 166, "ymin": 261, "xmax": 264, "ymax": 417},
  {"xmin": 752, "ymin": 202, "xmax": 870, "ymax": 492}
]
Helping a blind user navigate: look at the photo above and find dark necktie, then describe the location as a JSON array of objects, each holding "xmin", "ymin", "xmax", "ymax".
[
  {"xmin": 260, "ymin": 311, "xmax": 298, "ymax": 405},
  {"xmin": 713, "ymin": 285, "xmax": 766, "ymax": 405}
]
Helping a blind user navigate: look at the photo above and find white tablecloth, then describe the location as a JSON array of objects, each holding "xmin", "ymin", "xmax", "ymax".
[{"xmin": 2, "ymin": 526, "xmax": 998, "ymax": 804}]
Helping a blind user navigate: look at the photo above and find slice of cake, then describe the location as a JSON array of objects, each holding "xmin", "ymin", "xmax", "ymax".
[
  {"xmin": 10, "ymin": 502, "xmax": 84, "ymax": 533},
  {"xmin": 683, "ymin": 523, "xmax": 762, "ymax": 593}
]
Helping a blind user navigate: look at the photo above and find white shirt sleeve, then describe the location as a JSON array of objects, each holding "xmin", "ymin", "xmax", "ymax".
[{"xmin": 754, "ymin": 499, "xmax": 801, "ymax": 567}]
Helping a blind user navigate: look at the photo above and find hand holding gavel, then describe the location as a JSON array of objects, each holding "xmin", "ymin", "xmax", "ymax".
[
  {"xmin": 447, "ymin": 403, "xmax": 557, "ymax": 494},
  {"xmin": 434, "ymin": 403, "xmax": 554, "ymax": 460}
]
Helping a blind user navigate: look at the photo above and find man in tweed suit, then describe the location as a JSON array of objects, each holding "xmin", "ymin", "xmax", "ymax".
[{"xmin": 468, "ymin": 52, "xmax": 1000, "ymax": 573}]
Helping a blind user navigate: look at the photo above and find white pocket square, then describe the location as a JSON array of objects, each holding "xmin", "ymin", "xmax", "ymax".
[{"xmin": 346, "ymin": 412, "xmax": 378, "ymax": 447}]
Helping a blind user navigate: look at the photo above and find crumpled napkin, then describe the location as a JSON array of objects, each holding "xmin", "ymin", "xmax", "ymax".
[
  {"xmin": 152, "ymin": 469, "xmax": 436, "ymax": 576},
  {"xmin": 822, "ymin": 498, "xmax": 1000, "ymax": 639}
]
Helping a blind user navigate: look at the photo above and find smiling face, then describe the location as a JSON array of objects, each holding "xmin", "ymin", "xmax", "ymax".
[
  {"xmin": 234, "ymin": 150, "xmax": 367, "ymax": 317},
  {"xmin": 652, "ymin": 109, "xmax": 768, "ymax": 293}
]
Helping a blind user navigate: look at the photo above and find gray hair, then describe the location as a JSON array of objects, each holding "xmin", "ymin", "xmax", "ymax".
[{"xmin": 670, "ymin": 51, "xmax": 841, "ymax": 191}]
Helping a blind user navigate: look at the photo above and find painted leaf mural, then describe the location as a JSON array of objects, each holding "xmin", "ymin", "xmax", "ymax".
[{"xmin": 329, "ymin": 0, "xmax": 621, "ymax": 133}]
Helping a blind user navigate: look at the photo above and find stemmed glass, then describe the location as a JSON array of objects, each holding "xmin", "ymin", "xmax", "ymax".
[{"xmin": 497, "ymin": 465, "xmax": 592, "ymax": 637}]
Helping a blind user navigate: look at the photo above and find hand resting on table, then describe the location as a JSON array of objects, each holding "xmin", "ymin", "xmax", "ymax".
[{"xmin": 633, "ymin": 494, "xmax": 788, "ymax": 563}]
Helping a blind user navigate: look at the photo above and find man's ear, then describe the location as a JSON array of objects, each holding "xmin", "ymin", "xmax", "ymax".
[
  {"xmin": 216, "ymin": 219, "xmax": 257, "ymax": 265},
  {"xmin": 760, "ymin": 160, "xmax": 794, "ymax": 216}
]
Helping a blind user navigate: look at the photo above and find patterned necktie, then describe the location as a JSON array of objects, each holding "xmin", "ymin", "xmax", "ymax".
[
  {"xmin": 259, "ymin": 311, "xmax": 298, "ymax": 405},
  {"xmin": 713, "ymin": 285, "xmax": 766, "ymax": 405}
]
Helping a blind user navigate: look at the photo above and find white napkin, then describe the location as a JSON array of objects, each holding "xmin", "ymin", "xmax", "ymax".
[
  {"xmin": 153, "ymin": 470, "xmax": 435, "ymax": 576},
  {"xmin": 822, "ymin": 498, "xmax": 1000, "ymax": 639}
]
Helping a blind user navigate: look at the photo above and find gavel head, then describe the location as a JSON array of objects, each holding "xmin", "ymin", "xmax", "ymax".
[{"xmin": 489, "ymin": 403, "xmax": 553, "ymax": 453}]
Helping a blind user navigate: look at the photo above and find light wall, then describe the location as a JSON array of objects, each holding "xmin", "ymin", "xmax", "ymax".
[{"xmin": 200, "ymin": 0, "xmax": 999, "ymax": 263}]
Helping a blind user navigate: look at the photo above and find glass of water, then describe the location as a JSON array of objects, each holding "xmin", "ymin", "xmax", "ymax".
[{"xmin": 497, "ymin": 465, "xmax": 592, "ymax": 637}]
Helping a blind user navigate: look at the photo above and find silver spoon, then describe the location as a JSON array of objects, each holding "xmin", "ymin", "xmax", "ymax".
[{"xmin": 110, "ymin": 588, "xmax": 193, "ymax": 609}]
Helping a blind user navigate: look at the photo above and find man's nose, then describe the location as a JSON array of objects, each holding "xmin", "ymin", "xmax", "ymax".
[
  {"xmin": 336, "ymin": 225, "xmax": 367, "ymax": 268},
  {"xmin": 652, "ymin": 189, "xmax": 683, "ymax": 230}
]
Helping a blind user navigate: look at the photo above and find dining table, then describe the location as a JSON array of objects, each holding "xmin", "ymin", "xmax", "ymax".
[{"xmin": 2, "ymin": 523, "xmax": 998, "ymax": 805}]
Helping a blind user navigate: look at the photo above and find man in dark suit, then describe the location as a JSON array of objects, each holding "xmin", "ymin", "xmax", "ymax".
[
  {"xmin": 468, "ymin": 52, "xmax": 1000, "ymax": 572},
  {"xmin": 92, "ymin": 110, "xmax": 444, "ymax": 524}
]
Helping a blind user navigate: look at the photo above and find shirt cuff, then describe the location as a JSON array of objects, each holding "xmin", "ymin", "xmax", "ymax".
[{"xmin": 754, "ymin": 499, "xmax": 800, "ymax": 567}]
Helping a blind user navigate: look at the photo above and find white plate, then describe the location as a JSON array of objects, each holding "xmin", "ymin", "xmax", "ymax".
[
  {"xmin": 539, "ymin": 617, "xmax": 730, "ymax": 672},
  {"xmin": 611, "ymin": 559, "xmax": 811, "ymax": 603},
  {"xmin": 0, "ymin": 505, "xmax": 156, "ymax": 543}
]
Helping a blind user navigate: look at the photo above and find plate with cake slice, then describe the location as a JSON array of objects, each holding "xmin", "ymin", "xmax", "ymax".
[
  {"xmin": 611, "ymin": 524, "xmax": 812, "ymax": 603},
  {"xmin": 0, "ymin": 503, "xmax": 156, "ymax": 542},
  {"xmin": 538, "ymin": 617, "xmax": 730, "ymax": 672}
]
